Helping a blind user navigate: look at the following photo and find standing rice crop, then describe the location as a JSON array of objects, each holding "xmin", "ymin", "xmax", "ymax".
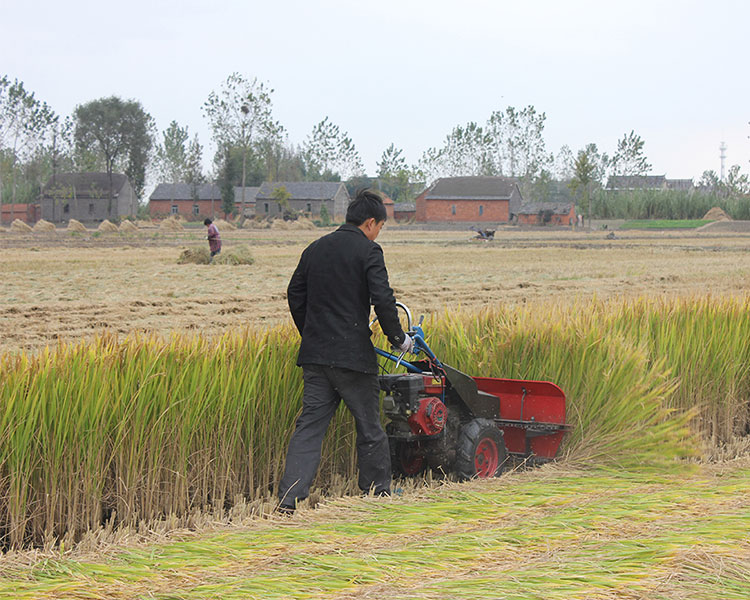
[{"xmin": 1, "ymin": 296, "xmax": 749, "ymax": 548}]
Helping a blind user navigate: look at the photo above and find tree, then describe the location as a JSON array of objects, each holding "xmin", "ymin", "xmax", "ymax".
[
  {"xmin": 610, "ymin": 130, "xmax": 651, "ymax": 176},
  {"xmin": 218, "ymin": 147, "xmax": 237, "ymax": 219},
  {"xmin": 203, "ymin": 73, "xmax": 281, "ymax": 216},
  {"xmin": 698, "ymin": 169, "xmax": 720, "ymax": 192},
  {"xmin": 486, "ymin": 106, "xmax": 551, "ymax": 180},
  {"xmin": 74, "ymin": 96, "xmax": 155, "ymax": 209},
  {"xmin": 271, "ymin": 184, "xmax": 292, "ymax": 218},
  {"xmin": 0, "ymin": 76, "xmax": 58, "ymax": 203},
  {"xmin": 553, "ymin": 145, "xmax": 575, "ymax": 181},
  {"xmin": 569, "ymin": 146, "xmax": 598, "ymax": 230},
  {"xmin": 154, "ymin": 121, "xmax": 190, "ymax": 184},
  {"xmin": 725, "ymin": 165, "xmax": 750, "ymax": 197},
  {"xmin": 377, "ymin": 143, "xmax": 407, "ymax": 178},
  {"xmin": 376, "ymin": 144, "xmax": 416, "ymax": 202},
  {"xmin": 302, "ymin": 117, "xmax": 364, "ymax": 181},
  {"xmin": 185, "ymin": 134, "xmax": 205, "ymax": 202}
]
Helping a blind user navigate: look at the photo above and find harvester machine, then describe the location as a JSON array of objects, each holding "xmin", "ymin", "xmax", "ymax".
[{"xmin": 374, "ymin": 303, "xmax": 570, "ymax": 479}]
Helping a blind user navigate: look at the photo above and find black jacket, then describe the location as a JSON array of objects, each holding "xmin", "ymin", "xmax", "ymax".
[{"xmin": 287, "ymin": 224, "xmax": 406, "ymax": 374}]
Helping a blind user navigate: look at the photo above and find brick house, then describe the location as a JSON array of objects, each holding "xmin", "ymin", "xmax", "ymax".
[
  {"xmin": 516, "ymin": 202, "xmax": 576, "ymax": 226},
  {"xmin": 415, "ymin": 176, "xmax": 523, "ymax": 223},
  {"xmin": 1, "ymin": 203, "xmax": 40, "ymax": 226},
  {"xmin": 393, "ymin": 202, "xmax": 416, "ymax": 221},
  {"xmin": 40, "ymin": 172, "xmax": 137, "ymax": 223},
  {"xmin": 255, "ymin": 182, "xmax": 350, "ymax": 220},
  {"xmin": 149, "ymin": 183, "xmax": 223, "ymax": 220},
  {"xmin": 383, "ymin": 195, "xmax": 395, "ymax": 219}
]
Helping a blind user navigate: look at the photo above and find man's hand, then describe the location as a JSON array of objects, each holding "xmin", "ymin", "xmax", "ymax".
[{"xmin": 398, "ymin": 334, "xmax": 414, "ymax": 354}]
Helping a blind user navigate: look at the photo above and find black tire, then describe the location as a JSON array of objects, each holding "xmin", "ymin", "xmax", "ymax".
[
  {"xmin": 455, "ymin": 418, "xmax": 508, "ymax": 480},
  {"xmin": 390, "ymin": 440, "xmax": 426, "ymax": 478}
]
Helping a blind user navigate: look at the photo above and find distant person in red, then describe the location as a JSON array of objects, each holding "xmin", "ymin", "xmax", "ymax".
[{"xmin": 204, "ymin": 218, "xmax": 221, "ymax": 261}]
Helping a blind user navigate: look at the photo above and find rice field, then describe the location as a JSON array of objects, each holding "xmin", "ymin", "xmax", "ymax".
[{"xmin": 1, "ymin": 225, "xmax": 749, "ymax": 596}]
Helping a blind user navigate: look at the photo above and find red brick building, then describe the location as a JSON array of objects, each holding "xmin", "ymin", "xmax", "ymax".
[
  {"xmin": 1, "ymin": 203, "xmax": 40, "ymax": 226},
  {"xmin": 415, "ymin": 176, "xmax": 523, "ymax": 223},
  {"xmin": 516, "ymin": 202, "xmax": 576, "ymax": 226},
  {"xmin": 148, "ymin": 183, "xmax": 224, "ymax": 220}
]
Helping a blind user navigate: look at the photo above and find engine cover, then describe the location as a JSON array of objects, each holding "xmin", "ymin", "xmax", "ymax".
[{"xmin": 408, "ymin": 396, "xmax": 447, "ymax": 436}]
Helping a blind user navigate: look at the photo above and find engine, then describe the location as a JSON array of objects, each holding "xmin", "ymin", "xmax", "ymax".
[
  {"xmin": 379, "ymin": 374, "xmax": 447, "ymax": 438},
  {"xmin": 408, "ymin": 396, "xmax": 446, "ymax": 435}
]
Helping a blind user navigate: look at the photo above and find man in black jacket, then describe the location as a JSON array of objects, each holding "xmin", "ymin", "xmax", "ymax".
[{"xmin": 278, "ymin": 189, "xmax": 412, "ymax": 513}]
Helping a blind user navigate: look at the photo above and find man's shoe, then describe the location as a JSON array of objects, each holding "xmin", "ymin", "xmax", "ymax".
[{"xmin": 275, "ymin": 504, "xmax": 295, "ymax": 516}]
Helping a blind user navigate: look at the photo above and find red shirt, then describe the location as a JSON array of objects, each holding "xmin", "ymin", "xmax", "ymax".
[{"xmin": 207, "ymin": 223, "xmax": 221, "ymax": 252}]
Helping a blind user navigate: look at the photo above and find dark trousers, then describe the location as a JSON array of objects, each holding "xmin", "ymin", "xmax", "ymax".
[{"xmin": 278, "ymin": 365, "xmax": 391, "ymax": 508}]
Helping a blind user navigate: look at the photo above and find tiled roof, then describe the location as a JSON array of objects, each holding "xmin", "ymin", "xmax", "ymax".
[
  {"xmin": 256, "ymin": 181, "xmax": 345, "ymax": 201},
  {"xmin": 42, "ymin": 172, "xmax": 129, "ymax": 198},
  {"xmin": 149, "ymin": 183, "xmax": 221, "ymax": 201},
  {"xmin": 425, "ymin": 176, "xmax": 518, "ymax": 200}
]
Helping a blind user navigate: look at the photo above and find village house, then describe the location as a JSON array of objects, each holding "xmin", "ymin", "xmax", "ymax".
[
  {"xmin": 393, "ymin": 202, "xmax": 416, "ymax": 221},
  {"xmin": 149, "ymin": 183, "xmax": 222, "ymax": 219},
  {"xmin": 606, "ymin": 175, "xmax": 694, "ymax": 192},
  {"xmin": 516, "ymin": 201, "xmax": 576, "ymax": 226},
  {"xmin": 1, "ymin": 202, "xmax": 40, "ymax": 226},
  {"xmin": 415, "ymin": 176, "xmax": 523, "ymax": 223},
  {"xmin": 234, "ymin": 186, "xmax": 260, "ymax": 218},
  {"xmin": 255, "ymin": 181, "xmax": 350, "ymax": 220},
  {"xmin": 40, "ymin": 172, "xmax": 137, "ymax": 223}
]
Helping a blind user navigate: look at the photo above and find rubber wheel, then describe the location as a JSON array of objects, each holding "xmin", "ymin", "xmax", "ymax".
[
  {"xmin": 390, "ymin": 440, "xmax": 426, "ymax": 477},
  {"xmin": 455, "ymin": 418, "xmax": 507, "ymax": 480}
]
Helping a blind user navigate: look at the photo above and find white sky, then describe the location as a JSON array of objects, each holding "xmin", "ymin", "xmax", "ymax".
[{"xmin": 2, "ymin": 0, "xmax": 748, "ymax": 182}]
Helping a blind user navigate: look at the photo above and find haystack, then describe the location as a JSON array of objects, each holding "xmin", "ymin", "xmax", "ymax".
[
  {"xmin": 177, "ymin": 247, "xmax": 211, "ymax": 264},
  {"xmin": 11, "ymin": 219, "xmax": 32, "ymax": 233},
  {"xmin": 270, "ymin": 219, "xmax": 290, "ymax": 230},
  {"xmin": 702, "ymin": 206, "xmax": 731, "ymax": 221},
  {"xmin": 97, "ymin": 219, "xmax": 119, "ymax": 233},
  {"xmin": 214, "ymin": 245, "xmax": 255, "ymax": 265},
  {"xmin": 214, "ymin": 218, "xmax": 236, "ymax": 231},
  {"xmin": 33, "ymin": 219, "xmax": 56, "ymax": 233},
  {"xmin": 119, "ymin": 220, "xmax": 139, "ymax": 233},
  {"xmin": 67, "ymin": 219, "xmax": 87, "ymax": 233},
  {"xmin": 160, "ymin": 217, "xmax": 184, "ymax": 232},
  {"xmin": 288, "ymin": 216, "xmax": 317, "ymax": 230}
]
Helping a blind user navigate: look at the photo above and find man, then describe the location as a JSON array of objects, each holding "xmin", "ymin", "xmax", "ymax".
[
  {"xmin": 278, "ymin": 189, "xmax": 412, "ymax": 513},
  {"xmin": 204, "ymin": 218, "xmax": 221, "ymax": 261}
]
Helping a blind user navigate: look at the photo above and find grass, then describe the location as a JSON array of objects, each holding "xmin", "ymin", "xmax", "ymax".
[
  {"xmin": 0, "ymin": 460, "xmax": 748, "ymax": 599},
  {"xmin": 620, "ymin": 219, "xmax": 712, "ymax": 230}
]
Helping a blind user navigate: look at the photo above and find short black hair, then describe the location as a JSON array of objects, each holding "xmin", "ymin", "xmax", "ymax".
[
  {"xmin": 346, "ymin": 188, "xmax": 387, "ymax": 225},
  {"xmin": 204, "ymin": 218, "xmax": 212, "ymax": 225}
]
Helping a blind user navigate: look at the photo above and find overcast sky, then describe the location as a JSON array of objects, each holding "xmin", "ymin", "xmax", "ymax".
[{"xmin": 2, "ymin": 0, "xmax": 748, "ymax": 183}]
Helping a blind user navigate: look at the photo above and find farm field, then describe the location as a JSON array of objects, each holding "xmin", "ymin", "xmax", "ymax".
[
  {"xmin": 2, "ymin": 223, "xmax": 750, "ymax": 598},
  {"xmin": 1, "ymin": 460, "xmax": 749, "ymax": 600},
  {"xmin": 2, "ymin": 225, "xmax": 750, "ymax": 354}
]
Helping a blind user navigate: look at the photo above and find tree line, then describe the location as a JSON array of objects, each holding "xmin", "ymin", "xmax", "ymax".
[{"xmin": 1, "ymin": 72, "xmax": 748, "ymax": 217}]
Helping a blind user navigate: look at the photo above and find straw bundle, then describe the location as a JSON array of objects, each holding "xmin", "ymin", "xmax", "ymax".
[
  {"xmin": 214, "ymin": 218, "xmax": 236, "ymax": 231},
  {"xmin": 10, "ymin": 219, "xmax": 32, "ymax": 233},
  {"xmin": 32, "ymin": 219, "xmax": 56, "ymax": 233},
  {"xmin": 288, "ymin": 217, "xmax": 317, "ymax": 230},
  {"xmin": 160, "ymin": 217, "xmax": 184, "ymax": 231},
  {"xmin": 67, "ymin": 219, "xmax": 87, "ymax": 233},
  {"xmin": 119, "ymin": 220, "xmax": 139, "ymax": 233},
  {"xmin": 97, "ymin": 219, "xmax": 119, "ymax": 233},
  {"xmin": 702, "ymin": 206, "xmax": 731, "ymax": 221},
  {"xmin": 214, "ymin": 245, "xmax": 255, "ymax": 265}
]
